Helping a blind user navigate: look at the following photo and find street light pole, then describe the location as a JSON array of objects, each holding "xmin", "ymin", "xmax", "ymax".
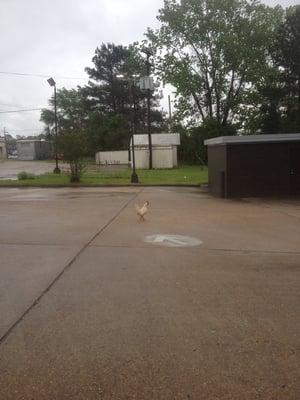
[
  {"xmin": 3, "ymin": 127, "xmax": 8, "ymax": 158},
  {"xmin": 116, "ymin": 74, "xmax": 139, "ymax": 183},
  {"xmin": 47, "ymin": 77, "xmax": 60, "ymax": 174},
  {"xmin": 144, "ymin": 49, "xmax": 153, "ymax": 170},
  {"xmin": 168, "ymin": 94, "xmax": 172, "ymax": 132},
  {"xmin": 130, "ymin": 80, "xmax": 139, "ymax": 183}
]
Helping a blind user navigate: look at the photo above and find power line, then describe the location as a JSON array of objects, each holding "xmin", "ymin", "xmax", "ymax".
[
  {"xmin": 10, "ymin": 128, "xmax": 43, "ymax": 130},
  {"xmin": 0, "ymin": 102, "xmax": 24, "ymax": 108},
  {"xmin": 0, "ymin": 105, "xmax": 48, "ymax": 112},
  {"xmin": 0, "ymin": 71, "xmax": 87, "ymax": 80},
  {"xmin": 0, "ymin": 108, "xmax": 49, "ymax": 114},
  {"xmin": 3, "ymin": 129, "xmax": 44, "ymax": 133}
]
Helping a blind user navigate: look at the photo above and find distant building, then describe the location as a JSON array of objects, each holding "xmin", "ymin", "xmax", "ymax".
[
  {"xmin": 0, "ymin": 138, "xmax": 7, "ymax": 159},
  {"xmin": 131, "ymin": 133, "xmax": 180, "ymax": 169},
  {"xmin": 17, "ymin": 140, "xmax": 52, "ymax": 161}
]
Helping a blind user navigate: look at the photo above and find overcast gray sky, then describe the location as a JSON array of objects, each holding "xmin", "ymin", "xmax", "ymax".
[{"xmin": 0, "ymin": 0, "xmax": 298, "ymax": 137}]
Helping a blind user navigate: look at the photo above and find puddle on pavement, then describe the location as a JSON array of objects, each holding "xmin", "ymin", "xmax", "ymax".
[
  {"xmin": 0, "ymin": 177, "xmax": 18, "ymax": 181},
  {"xmin": 0, "ymin": 190, "xmax": 137, "ymax": 201},
  {"xmin": 57, "ymin": 191, "xmax": 135, "ymax": 198}
]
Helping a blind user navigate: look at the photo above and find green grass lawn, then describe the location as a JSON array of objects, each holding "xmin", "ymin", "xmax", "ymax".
[{"xmin": 0, "ymin": 165, "xmax": 208, "ymax": 187}]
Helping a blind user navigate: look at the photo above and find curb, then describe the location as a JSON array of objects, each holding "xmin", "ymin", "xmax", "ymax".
[{"xmin": 0, "ymin": 183, "xmax": 207, "ymax": 189}]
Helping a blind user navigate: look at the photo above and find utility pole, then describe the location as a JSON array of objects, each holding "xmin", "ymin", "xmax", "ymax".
[
  {"xmin": 3, "ymin": 127, "xmax": 8, "ymax": 158},
  {"xmin": 47, "ymin": 77, "xmax": 60, "ymax": 174},
  {"xmin": 53, "ymin": 83, "xmax": 60, "ymax": 173},
  {"xmin": 130, "ymin": 80, "xmax": 139, "ymax": 183},
  {"xmin": 144, "ymin": 48, "xmax": 153, "ymax": 170},
  {"xmin": 116, "ymin": 74, "xmax": 139, "ymax": 183},
  {"xmin": 168, "ymin": 95, "xmax": 172, "ymax": 132}
]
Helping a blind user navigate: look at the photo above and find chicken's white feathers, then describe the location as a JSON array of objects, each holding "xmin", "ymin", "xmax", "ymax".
[{"xmin": 135, "ymin": 201, "xmax": 149, "ymax": 219}]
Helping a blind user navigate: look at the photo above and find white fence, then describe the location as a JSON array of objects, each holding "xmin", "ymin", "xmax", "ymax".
[
  {"xmin": 96, "ymin": 145, "xmax": 178, "ymax": 169},
  {"xmin": 95, "ymin": 151, "xmax": 129, "ymax": 166}
]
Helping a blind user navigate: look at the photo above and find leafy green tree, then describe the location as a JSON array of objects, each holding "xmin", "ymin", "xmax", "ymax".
[
  {"xmin": 147, "ymin": 0, "xmax": 283, "ymax": 127},
  {"xmin": 244, "ymin": 67, "xmax": 285, "ymax": 134},
  {"xmin": 58, "ymin": 130, "xmax": 88, "ymax": 182},
  {"xmin": 272, "ymin": 6, "xmax": 300, "ymax": 88},
  {"xmin": 84, "ymin": 43, "xmax": 143, "ymax": 114},
  {"xmin": 40, "ymin": 88, "xmax": 89, "ymax": 132},
  {"xmin": 4, "ymin": 134, "xmax": 17, "ymax": 154},
  {"xmin": 177, "ymin": 119, "xmax": 236, "ymax": 164},
  {"xmin": 84, "ymin": 42, "xmax": 166, "ymax": 134},
  {"xmin": 244, "ymin": 5, "xmax": 300, "ymax": 134},
  {"xmin": 40, "ymin": 43, "xmax": 167, "ymax": 157},
  {"xmin": 271, "ymin": 5, "xmax": 300, "ymax": 132},
  {"xmin": 86, "ymin": 113, "xmax": 130, "ymax": 152}
]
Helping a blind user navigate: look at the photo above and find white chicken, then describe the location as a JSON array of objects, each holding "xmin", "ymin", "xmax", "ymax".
[{"xmin": 135, "ymin": 201, "xmax": 150, "ymax": 221}]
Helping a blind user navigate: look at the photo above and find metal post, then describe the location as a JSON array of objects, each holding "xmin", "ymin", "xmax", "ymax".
[
  {"xmin": 131, "ymin": 134, "xmax": 138, "ymax": 183},
  {"xmin": 168, "ymin": 95, "xmax": 172, "ymax": 132},
  {"xmin": 53, "ymin": 84, "xmax": 60, "ymax": 174},
  {"xmin": 3, "ymin": 127, "xmax": 8, "ymax": 158},
  {"xmin": 131, "ymin": 81, "xmax": 139, "ymax": 183},
  {"xmin": 145, "ymin": 50, "xmax": 152, "ymax": 169}
]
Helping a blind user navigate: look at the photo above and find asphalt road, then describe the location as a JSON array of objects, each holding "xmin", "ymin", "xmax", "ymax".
[{"xmin": 0, "ymin": 187, "xmax": 299, "ymax": 399}]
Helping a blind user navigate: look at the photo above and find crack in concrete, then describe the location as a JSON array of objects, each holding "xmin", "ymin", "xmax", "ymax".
[
  {"xmin": 89, "ymin": 243, "xmax": 300, "ymax": 255},
  {"xmin": 0, "ymin": 242, "xmax": 78, "ymax": 247},
  {"xmin": 0, "ymin": 189, "xmax": 142, "ymax": 346}
]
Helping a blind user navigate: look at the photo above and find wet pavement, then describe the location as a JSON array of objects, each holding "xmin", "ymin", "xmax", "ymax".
[
  {"xmin": 0, "ymin": 187, "xmax": 299, "ymax": 399},
  {"xmin": 0, "ymin": 160, "xmax": 68, "ymax": 180}
]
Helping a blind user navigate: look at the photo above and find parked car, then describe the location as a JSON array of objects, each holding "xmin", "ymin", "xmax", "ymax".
[{"xmin": 8, "ymin": 151, "xmax": 18, "ymax": 159}]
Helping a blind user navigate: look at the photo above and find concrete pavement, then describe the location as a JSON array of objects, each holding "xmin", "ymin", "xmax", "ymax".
[{"xmin": 0, "ymin": 187, "xmax": 299, "ymax": 399}]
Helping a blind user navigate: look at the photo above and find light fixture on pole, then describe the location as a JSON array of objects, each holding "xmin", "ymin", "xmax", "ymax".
[
  {"xmin": 47, "ymin": 77, "xmax": 60, "ymax": 174},
  {"xmin": 130, "ymin": 80, "xmax": 139, "ymax": 183},
  {"xmin": 141, "ymin": 47, "xmax": 153, "ymax": 170}
]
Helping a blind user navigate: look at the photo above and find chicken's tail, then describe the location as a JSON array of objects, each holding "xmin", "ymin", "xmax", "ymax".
[{"xmin": 135, "ymin": 204, "xmax": 141, "ymax": 214}]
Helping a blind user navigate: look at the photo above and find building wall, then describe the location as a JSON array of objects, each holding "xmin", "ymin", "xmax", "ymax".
[
  {"xmin": 17, "ymin": 142, "xmax": 36, "ymax": 160},
  {"xmin": 290, "ymin": 143, "xmax": 300, "ymax": 195},
  {"xmin": 152, "ymin": 146, "xmax": 174, "ymax": 168},
  {"xmin": 17, "ymin": 141, "xmax": 52, "ymax": 160},
  {"xmin": 172, "ymin": 146, "xmax": 178, "ymax": 167},
  {"xmin": 133, "ymin": 148, "xmax": 150, "ymax": 169},
  {"xmin": 226, "ymin": 142, "xmax": 294, "ymax": 197},
  {"xmin": 95, "ymin": 151, "xmax": 128, "ymax": 165},
  {"xmin": 207, "ymin": 145, "xmax": 227, "ymax": 197},
  {"xmin": 132, "ymin": 146, "xmax": 175, "ymax": 169},
  {"xmin": 208, "ymin": 141, "xmax": 300, "ymax": 198},
  {"xmin": 34, "ymin": 141, "xmax": 52, "ymax": 160}
]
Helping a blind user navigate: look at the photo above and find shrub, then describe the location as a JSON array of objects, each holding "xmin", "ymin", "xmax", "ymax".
[{"xmin": 17, "ymin": 171, "xmax": 35, "ymax": 180}]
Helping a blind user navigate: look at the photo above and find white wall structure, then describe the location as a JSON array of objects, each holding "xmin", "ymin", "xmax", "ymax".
[
  {"xmin": 172, "ymin": 146, "xmax": 178, "ymax": 167},
  {"xmin": 133, "ymin": 148, "xmax": 149, "ymax": 169},
  {"xmin": 152, "ymin": 146, "xmax": 174, "ymax": 168},
  {"xmin": 131, "ymin": 133, "xmax": 180, "ymax": 169},
  {"xmin": 95, "ymin": 134, "xmax": 180, "ymax": 169},
  {"xmin": 95, "ymin": 150, "xmax": 129, "ymax": 166},
  {"xmin": 17, "ymin": 140, "xmax": 52, "ymax": 160},
  {"xmin": 0, "ymin": 138, "xmax": 7, "ymax": 159}
]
